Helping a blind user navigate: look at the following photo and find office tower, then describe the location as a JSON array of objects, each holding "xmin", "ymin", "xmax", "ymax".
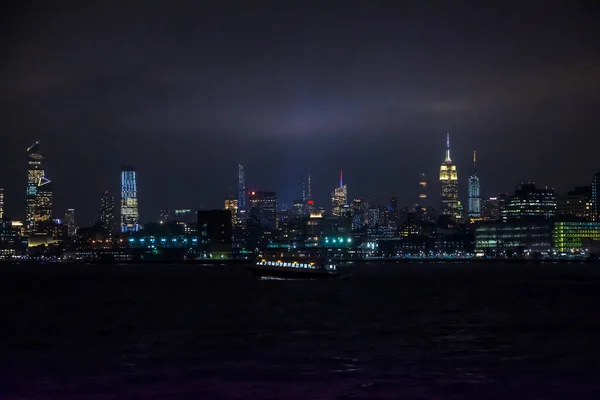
[
  {"xmin": 0, "ymin": 188, "xmax": 3, "ymax": 219},
  {"xmin": 248, "ymin": 191, "xmax": 277, "ymax": 229},
  {"xmin": 331, "ymin": 171, "xmax": 348, "ymax": 217},
  {"xmin": 238, "ymin": 164, "xmax": 246, "ymax": 210},
  {"xmin": 389, "ymin": 196, "xmax": 399, "ymax": 228},
  {"xmin": 593, "ymin": 173, "xmax": 600, "ymax": 222},
  {"xmin": 291, "ymin": 199, "xmax": 304, "ymax": 216},
  {"xmin": 65, "ymin": 209, "xmax": 76, "ymax": 237},
  {"xmin": 439, "ymin": 131, "xmax": 460, "ymax": 222},
  {"xmin": 99, "ymin": 190, "xmax": 115, "ymax": 234},
  {"xmin": 120, "ymin": 165, "xmax": 139, "ymax": 233},
  {"xmin": 26, "ymin": 141, "xmax": 53, "ymax": 235},
  {"xmin": 468, "ymin": 151, "xmax": 481, "ymax": 219},
  {"xmin": 557, "ymin": 186, "xmax": 592, "ymax": 220},
  {"xmin": 418, "ymin": 173, "xmax": 427, "ymax": 203},
  {"xmin": 351, "ymin": 199, "xmax": 368, "ymax": 231},
  {"xmin": 481, "ymin": 193, "xmax": 508, "ymax": 221},
  {"xmin": 224, "ymin": 198, "xmax": 239, "ymax": 225},
  {"xmin": 502, "ymin": 183, "xmax": 557, "ymax": 221}
]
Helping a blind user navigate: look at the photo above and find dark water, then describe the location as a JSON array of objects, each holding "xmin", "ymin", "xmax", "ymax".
[{"xmin": 1, "ymin": 263, "xmax": 600, "ymax": 399}]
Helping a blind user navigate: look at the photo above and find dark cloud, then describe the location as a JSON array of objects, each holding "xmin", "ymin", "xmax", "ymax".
[{"xmin": 1, "ymin": 1, "xmax": 599, "ymax": 224}]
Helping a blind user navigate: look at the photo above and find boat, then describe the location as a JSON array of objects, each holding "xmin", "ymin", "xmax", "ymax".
[{"xmin": 249, "ymin": 254, "xmax": 339, "ymax": 280}]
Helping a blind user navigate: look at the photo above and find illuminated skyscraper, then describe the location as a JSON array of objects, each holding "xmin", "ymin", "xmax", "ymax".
[
  {"xmin": 65, "ymin": 209, "xmax": 76, "ymax": 237},
  {"xmin": 120, "ymin": 165, "xmax": 139, "ymax": 233},
  {"xmin": 99, "ymin": 190, "xmax": 115, "ymax": 234},
  {"xmin": 468, "ymin": 151, "xmax": 481, "ymax": 219},
  {"xmin": 0, "ymin": 188, "xmax": 3, "ymax": 219},
  {"xmin": 224, "ymin": 198, "xmax": 239, "ymax": 225},
  {"xmin": 238, "ymin": 164, "xmax": 246, "ymax": 210},
  {"xmin": 331, "ymin": 171, "xmax": 348, "ymax": 217},
  {"xmin": 592, "ymin": 173, "xmax": 600, "ymax": 222},
  {"xmin": 26, "ymin": 141, "xmax": 53, "ymax": 235},
  {"xmin": 439, "ymin": 131, "xmax": 460, "ymax": 222}
]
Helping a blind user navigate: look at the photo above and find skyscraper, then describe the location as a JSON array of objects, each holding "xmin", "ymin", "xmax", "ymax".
[
  {"xmin": 26, "ymin": 141, "xmax": 53, "ymax": 235},
  {"xmin": 238, "ymin": 164, "xmax": 246, "ymax": 211},
  {"xmin": 439, "ymin": 131, "xmax": 460, "ymax": 222},
  {"xmin": 468, "ymin": 151, "xmax": 481, "ymax": 219},
  {"xmin": 418, "ymin": 173, "xmax": 427, "ymax": 204},
  {"xmin": 99, "ymin": 190, "xmax": 115, "ymax": 234},
  {"xmin": 331, "ymin": 171, "xmax": 348, "ymax": 217},
  {"xmin": 120, "ymin": 165, "xmax": 139, "ymax": 233},
  {"xmin": 65, "ymin": 209, "xmax": 76, "ymax": 237},
  {"xmin": 224, "ymin": 198, "xmax": 239, "ymax": 225},
  {"xmin": 389, "ymin": 196, "xmax": 399, "ymax": 228},
  {"xmin": 248, "ymin": 191, "xmax": 277, "ymax": 229},
  {"xmin": 0, "ymin": 188, "xmax": 4, "ymax": 219},
  {"xmin": 592, "ymin": 173, "xmax": 600, "ymax": 222}
]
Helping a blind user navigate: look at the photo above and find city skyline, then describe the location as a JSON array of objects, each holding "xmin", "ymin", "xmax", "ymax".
[
  {"xmin": 0, "ymin": 134, "xmax": 598, "ymax": 227},
  {"xmin": 1, "ymin": 2, "xmax": 599, "ymax": 224}
]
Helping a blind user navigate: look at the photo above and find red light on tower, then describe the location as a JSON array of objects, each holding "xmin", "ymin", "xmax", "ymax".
[{"xmin": 307, "ymin": 199, "xmax": 314, "ymax": 205}]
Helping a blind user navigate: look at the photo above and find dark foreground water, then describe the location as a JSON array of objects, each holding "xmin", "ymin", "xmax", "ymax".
[{"xmin": 1, "ymin": 263, "xmax": 600, "ymax": 399}]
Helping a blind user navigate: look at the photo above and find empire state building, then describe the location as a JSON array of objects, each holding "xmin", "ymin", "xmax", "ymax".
[{"xmin": 439, "ymin": 131, "xmax": 461, "ymax": 222}]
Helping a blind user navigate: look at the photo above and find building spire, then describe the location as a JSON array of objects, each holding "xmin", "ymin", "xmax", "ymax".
[
  {"xmin": 445, "ymin": 130, "xmax": 452, "ymax": 162},
  {"xmin": 340, "ymin": 170, "xmax": 343, "ymax": 187},
  {"xmin": 472, "ymin": 150, "xmax": 477, "ymax": 173},
  {"xmin": 307, "ymin": 169, "xmax": 312, "ymax": 200}
]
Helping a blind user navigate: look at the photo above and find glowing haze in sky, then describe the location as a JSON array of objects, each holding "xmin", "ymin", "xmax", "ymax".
[{"xmin": 1, "ymin": 1, "xmax": 599, "ymax": 224}]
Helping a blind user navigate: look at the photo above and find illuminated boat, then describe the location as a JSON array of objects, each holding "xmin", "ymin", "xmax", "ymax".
[{"xmin": 249, "ymin": 257, "xmax": 339, "ymax": 279}]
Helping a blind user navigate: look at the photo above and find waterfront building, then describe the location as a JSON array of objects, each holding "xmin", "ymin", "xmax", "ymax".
[
  {"xmin": 475, "ymin": 221, "xmax": 553, "ymax": 255},
  {"xmin": 331, "ymin": 171, "xmax": 348, "ymax": 217},
  {"xmin": 592, "ymin": 173, "xmax": 600, "ymax": 222},
  {"xmin": 468, "ymin": 151, "xmax": 481, "ymax": 219},
  {"xmin": 553, "ymin": 221, "xmax": 600, "ymax": 253},
  {"xmin": 502, "ymin": 183, "xmax": 556, "ymax": 221},
  {"xmin": 99, "ymin": 191, "xmax": 115, "ymax": 234},
  {"xmin": 0, "ymin": 219, "xmax": 25, "ymax": 259},
  {"xmin": 120, "ymin": 165, "xmax": 139, "ymax": 233},
  {"xmin": 439, "ymin": 131, "xmax": 460, "ymax": 222}
]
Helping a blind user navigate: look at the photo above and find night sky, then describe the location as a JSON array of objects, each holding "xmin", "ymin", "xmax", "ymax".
[{"xmin": 1, "ymin": 1, "xmax": 599, "ymax": 225}]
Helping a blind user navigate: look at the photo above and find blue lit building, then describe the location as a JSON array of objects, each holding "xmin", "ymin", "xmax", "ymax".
[
  {"xmin": 120, "ymin": 165, "xmax": 139, "ymax": 232},
  {"xmin": 468, "ymin": 151, "xmax": 481, "ymax": 219}
]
